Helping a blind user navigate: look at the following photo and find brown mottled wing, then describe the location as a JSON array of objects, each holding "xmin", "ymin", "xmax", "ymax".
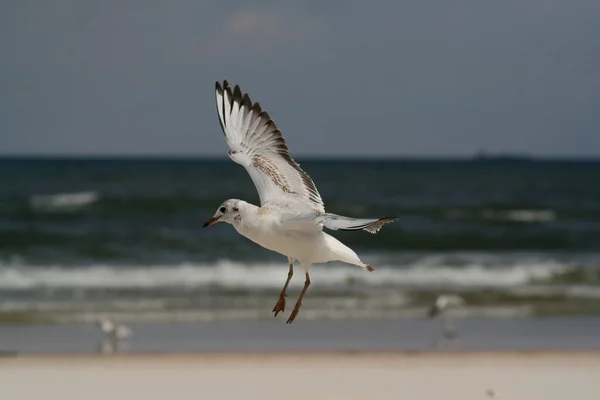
[{"xmin": 215, "ymin": 81, "xmax": 324, "ymax": 212}]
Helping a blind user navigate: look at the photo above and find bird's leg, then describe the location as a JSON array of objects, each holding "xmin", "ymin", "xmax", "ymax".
[
  {"xmin": 272, "ymin": 260, "xmax": 294, "ymax": 317},
  {"xmin": 286, "ymin": 273, "xmax": 310, "ymax": 324},
  {"xmin": 443, "ymin": 313, "xmax": 457, "ymax": 339}
]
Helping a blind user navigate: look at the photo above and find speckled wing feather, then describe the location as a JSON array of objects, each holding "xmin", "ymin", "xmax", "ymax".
[{"xmin": 215, "ymin": 81, "xmax": 324, "ymax": 213}]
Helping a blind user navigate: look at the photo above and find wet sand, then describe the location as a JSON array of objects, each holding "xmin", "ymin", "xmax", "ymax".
[
  {"xmin": 1, "ymin": 351, "xmax": 599, "ymax": 400},
  {"xmin": 3, "ymin": 317, "xmax": 600, "ymax": 355}
]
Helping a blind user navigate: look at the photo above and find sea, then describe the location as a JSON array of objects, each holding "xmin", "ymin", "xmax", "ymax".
[{"xmin": 1, "ymin": 157, "xmax": 600, "ymax": 331}]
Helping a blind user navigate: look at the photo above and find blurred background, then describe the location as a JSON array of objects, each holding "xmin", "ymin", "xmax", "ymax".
[{"xmin": 1, "ymin": 1, "xmax": 600, "ymax": 353}]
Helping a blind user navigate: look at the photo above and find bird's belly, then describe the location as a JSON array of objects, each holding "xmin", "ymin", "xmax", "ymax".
[{"xmin": 236, "ymin": 225, "xmax": 320, "ymax": 261}]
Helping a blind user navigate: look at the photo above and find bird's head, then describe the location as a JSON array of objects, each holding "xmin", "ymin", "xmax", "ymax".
[
  {"xmin": 96, "ymin": 319, "xmax": 114, "ymax": 333},
  {"xmin": 203, "ymin": 199, "xmax": 241, "ymax": 227}
]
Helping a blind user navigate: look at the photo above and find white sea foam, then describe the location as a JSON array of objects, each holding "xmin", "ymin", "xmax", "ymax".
[
  {"xmin": 0, "ymin": 305, "xmax": 534, "ymax": 324},
  {"xmin": 29, "ymin": 191, "xmax": 99, "ymax": 211},
  {"xmin": 510, "ymin": 285, "xmax": 600, "ymax": 298},
  {"xmin": 0, "ymin": 258, "xmax": 572, "ymax": 291}
]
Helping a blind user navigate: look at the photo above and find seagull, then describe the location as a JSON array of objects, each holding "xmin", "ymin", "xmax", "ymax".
[
  {"xmin": 96, "ymin": 318, "xmax": 133, "ymax": 341},
  {"xmin": 203, "ymin": 81, "xmax": 398, "ymax": 323},
  {"xmin": 428, "ymin": 294, "xmax": 465, "ymax": 339}
]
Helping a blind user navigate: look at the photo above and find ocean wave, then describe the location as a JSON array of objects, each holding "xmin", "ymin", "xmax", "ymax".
[
  {"xmin": 509, "ymin": 285, "xmax": 600, "ymax": 299},
  {"xmin": 29, "ymin": 191, "xmax": 99, "ymax": 212},
  {"xmin": 0, "ymin": 305, "xmax": 536, "ymax": 325},
  {"xmin": 2, "ymin": 257, "xmax": 600, "ymax": 324},
  {"xmin": 0, "ymin": 258, "xmax": 573, "ymax": 290}
]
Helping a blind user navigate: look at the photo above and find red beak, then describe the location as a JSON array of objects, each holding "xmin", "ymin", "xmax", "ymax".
[{"xmin": 202, "ymin": 216, "xmax": 220, "ymax": 228}]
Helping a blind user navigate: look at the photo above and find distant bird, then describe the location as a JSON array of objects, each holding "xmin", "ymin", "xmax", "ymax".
[
  {"xmin": 428, "ymin": 294, "xmax": 466, "ymax": 339},
  {"xmin": 202, "ymin": 81, "xmax": 398, "ymax": 323},
  {"xmin": 96, "ymin": 318, "xmax": 133, "ymax": 341}
]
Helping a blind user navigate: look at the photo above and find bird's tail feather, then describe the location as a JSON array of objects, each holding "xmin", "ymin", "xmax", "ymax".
[{"xmin": 322, "ymin": 234, "xmax": 375, "ymax": 272}]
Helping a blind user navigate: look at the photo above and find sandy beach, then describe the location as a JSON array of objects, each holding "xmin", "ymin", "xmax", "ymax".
[{"xmin": 1, "ymin": 351, "xmax": 599, "ymax": 400}]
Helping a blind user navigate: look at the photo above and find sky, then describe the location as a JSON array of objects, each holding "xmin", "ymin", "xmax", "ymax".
[{"xmin": 1, "ymin": 0, "xmax": 600, "ymax": 157}]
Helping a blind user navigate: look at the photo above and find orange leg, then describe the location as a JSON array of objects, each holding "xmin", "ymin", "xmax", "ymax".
[
  {"xmin": 272, "ymin": 260, "xmax": 294, "ymax": 317},
  {"xmin": 286, "ymin": 273, "xmax": 310, "ymax": 324}
]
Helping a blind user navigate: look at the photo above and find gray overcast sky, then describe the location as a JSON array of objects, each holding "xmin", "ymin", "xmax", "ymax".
[{"xmin": 1, "ymin": 0, "xmax": 599, "ymax": 157}]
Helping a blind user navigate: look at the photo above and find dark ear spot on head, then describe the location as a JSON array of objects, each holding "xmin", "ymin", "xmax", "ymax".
[
  {"xmin": 233, "ymin": 207, "xmax": 239, "ymax": 212},
  {"xmin": 220, "ymin": 207, "xmax": 226, "ymax": 213}
]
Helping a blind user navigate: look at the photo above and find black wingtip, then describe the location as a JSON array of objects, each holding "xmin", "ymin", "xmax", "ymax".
[
  {"xmin": 216, "ymin": 80, "xmax": 231, "ymax": 96},
  {"xmin": 216, "ymin": 81, "xmax": 265, "ymax": 115},
  {"xmin": 215, "ymin": 81, "xmax": 227, "ymax": 133},
  {"xmin": 241, "ymin": 93, "xmax": 252, "ymax": 109},
  {"xmin": 252, "ymin": 101, "xmax": 262, "ymax": 114},
  {"xmin": 232, "ymin": 84, "xmax": 243, "ymax": 104},
  {"xmin": 261, "ymin": 111, "xmax": 272, "ymax": 121}
]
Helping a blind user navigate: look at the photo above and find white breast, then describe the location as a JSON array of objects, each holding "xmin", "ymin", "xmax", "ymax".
[{"xmin": 233, "ymin": 210, "xmax": 321, "ymax": 261}]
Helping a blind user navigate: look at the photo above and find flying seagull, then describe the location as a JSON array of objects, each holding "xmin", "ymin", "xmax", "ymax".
[{"xmin": 203, "ymin": 81, "xmax": 398, "ymax": 323}]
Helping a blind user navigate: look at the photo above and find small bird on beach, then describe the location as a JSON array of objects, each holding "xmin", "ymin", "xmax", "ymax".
[
  {"xmin": 202, "ymin": 81, "xmax": 398, "ymax": 323},
  {"xmin": 96, "ymin": 318, "xmax": 133, "ymax": 341},
  {"xmin": 428, "ymin": 294, "xmax": 466, "ymax": 339}
]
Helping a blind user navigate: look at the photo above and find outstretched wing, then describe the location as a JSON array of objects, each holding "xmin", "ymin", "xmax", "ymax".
[
  {"xmin": 318, "ymin": 213, "xmax": 398, "ymax": 234},
  {"xmin": 215, "ymin": 81, "xmax": 324, "ymax": 213}
]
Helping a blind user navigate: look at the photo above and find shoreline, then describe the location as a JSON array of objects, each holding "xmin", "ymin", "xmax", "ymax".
[
  {"xmin": 3, "ymin": 317, "xmax": 600, "ymax": 355},
  {"xmin": 3, "ymin": 316, "xmax": 600, "ymax": 355}
]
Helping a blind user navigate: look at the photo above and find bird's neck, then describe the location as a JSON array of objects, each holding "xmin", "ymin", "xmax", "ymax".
[
  {"xmin": 232, "ymin": 201, "xmax": 259, "ymax": 226},
  {"xmin": 232, "ymin": 201, "xmax": 265, "ymax": 238},
  {"xmin": 237, "ymin": 200, "xmax": 259, "ymax": 215}
]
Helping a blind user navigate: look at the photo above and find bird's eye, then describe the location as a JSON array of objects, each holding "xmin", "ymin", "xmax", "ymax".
[{"xmin": 220, "ymin": 207, "xmax": 226, "ymax": 213}]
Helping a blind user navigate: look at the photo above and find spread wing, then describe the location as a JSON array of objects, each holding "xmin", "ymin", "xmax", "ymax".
[{"xmin": 215, "ymin": 80, "xmax": 324, "ymax": 213}]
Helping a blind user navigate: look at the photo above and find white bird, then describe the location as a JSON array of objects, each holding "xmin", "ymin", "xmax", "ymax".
[
  {"xmin": 96, "ymin": 318, "xmax": 132, "ymax": 340},
  {"xmin": 203, "ymin": 81, "xmax": 398, "ymax": 323},
  {"xmin": 428, "ymin": 294, "xmax": 466, "ymax": 339}
]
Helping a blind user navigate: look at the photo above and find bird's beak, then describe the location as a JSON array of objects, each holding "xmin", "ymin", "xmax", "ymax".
[{"xmin": 202, "ymin": 216, "xmax": 220, "ymax": 228}]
